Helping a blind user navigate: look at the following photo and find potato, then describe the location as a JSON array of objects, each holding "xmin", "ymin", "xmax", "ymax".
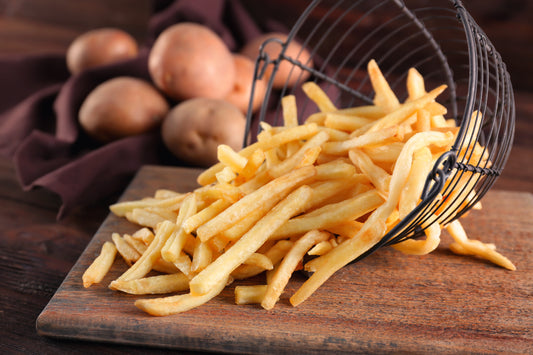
[
  {"xmin": 241, "ymin": 32, "xmax": 313, "ymax": 89},
  {"xmin": 224, "ymin": 54, "xmax": 267, "ymax": 114},
  {"xmin": 161, "ymin": 98, "xmax": 246, "ymax": 167},
  {"xmin": 148, "ymin": 22, "xmax": 235, "ymax": 101},
  {"xmin": 79, "ymin": 77, "xmax": 169, "ymax": 142},
  {"xmin": 66, "ymin": 28, "xmax": 138, "ymax": 75}
]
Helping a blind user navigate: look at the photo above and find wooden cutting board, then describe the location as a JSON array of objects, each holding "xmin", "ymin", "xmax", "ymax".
[{"xmin": 36, "ymin": 165, "xmax": 533, "ymax": 354}]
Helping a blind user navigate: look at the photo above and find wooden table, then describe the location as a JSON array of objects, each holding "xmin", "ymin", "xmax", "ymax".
[{"xmin": 1, "ymin": 1, "xmax": 532, "ymax": 354}]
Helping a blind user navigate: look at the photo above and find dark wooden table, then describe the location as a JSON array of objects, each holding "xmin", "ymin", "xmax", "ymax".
[{"xmin": 1, "ymin": 1, "xmax": 532, "ymax": 354}]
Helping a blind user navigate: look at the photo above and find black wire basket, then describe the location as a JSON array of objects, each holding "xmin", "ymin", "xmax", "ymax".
[{"xmin": 244, "ymin": 0, "xmax": 515, "ymax": 261}]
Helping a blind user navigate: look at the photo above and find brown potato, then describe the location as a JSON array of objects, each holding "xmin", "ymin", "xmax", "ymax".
[
  {"xmin": 79, "ymin": 77, "xmax": 169, "ymax": 142},
  {"xmin": 224, "ymin": 54, "xmax": 267, "ymax": 114},
  {"xmin": 148, "ymin": 22, "xmax": 235, "ymax": 101},
  {"xmin": 66, "ymin": 28, "xmax": 138, "ymax": 75},
  {"xmin": 161, "ymin": 98, "xmax": 246, "ymax": 167},
  {"xmin": 241, "ymin": 32, "xmax": 313, "ymax": 89}
]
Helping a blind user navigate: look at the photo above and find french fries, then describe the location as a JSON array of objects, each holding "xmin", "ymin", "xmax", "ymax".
[{"xmin": 83, "ymin": 60, "xmax": 515, "ymax": 316}]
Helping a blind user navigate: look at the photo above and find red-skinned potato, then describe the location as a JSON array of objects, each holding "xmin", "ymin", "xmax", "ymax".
[
  {"xmin": 161, "ymin": 98, "xmax": 246, "ymax": 167},
  {"xmin": 224, "ymin": 54, "xmax": 267, "ymax": 114},
  {"xmin": 148, "ymin": 22, "xmax": 235, "ymax": 101},
  {"xmin": 241, "ymin": 32, "xmax": 313, "ymax": 89},
  {"xmin": 79, "ymin": 77, "xmax": 169, "ymax": 142},
  {"xmin": 66, "ymin": 28, "xmax": 138, "ymax": 75}
]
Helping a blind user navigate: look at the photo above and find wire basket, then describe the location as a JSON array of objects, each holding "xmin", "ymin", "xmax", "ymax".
[{"xmin": 244, "ymin": 0, "xmax": 515, "ymax": 261}]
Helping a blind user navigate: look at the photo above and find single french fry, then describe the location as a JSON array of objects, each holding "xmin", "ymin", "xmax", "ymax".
[
  {"xmin": 110, "ymin": 194, "xmax": 187, "ymax": 217},
  {"xmin": 391, "ymin": 219, "xmax": 441, "ymax": 255},
  {"xmin": 135, "ymin": 276, "xmax": 231, "ymax": 316},
  {"xmin": 282, "ymin": 95, "xmax": 298, "ymax": 127},
  {"xmin": 324, "ymin": 113, "xmax": 373, "ymax": 132},
  {"xmin": 368, "ymin": 59, "xmax": 400, "ymax": 112},
  {"xmin": 235, "ymin": 285, "xmax": 268, "ymax": 305},
  {"xmin": 302, "ymin": 81, "xmax": 337, "ymax": 112},
  {"xmin": 314, "ymin": 159, "xmax": 358, "ymax": 180},
  {"xmin": 406, "ymin": 67, "xmax": 426, "ymax": 101},
  {"xmin": 196, "ymin": 166, "xmax": 316, "ymax": 242},
  {"xmin": 109, "ymin": 273, "xmax": 189, "ymax": 295},
  {"xmin": 190, "ymin": 185, "xmax": 313, "ymax": 296},
  {"xmin": 262, "ymin": 230, "xmax": 330, "ymax": 310},
  {"xmin": 82, "ymin": 241, "xmax": 117, "ymax": 288}
]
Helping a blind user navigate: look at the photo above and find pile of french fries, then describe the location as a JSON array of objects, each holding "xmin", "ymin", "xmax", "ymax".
[{"xmin": 83, "ymin": 60, "xmax": 515, "ymax": 316}]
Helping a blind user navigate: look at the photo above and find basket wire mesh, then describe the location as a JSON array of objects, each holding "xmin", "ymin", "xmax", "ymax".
[{"xmin": 244, "ymin": 0, "xmax": 515, "ymax": 262}]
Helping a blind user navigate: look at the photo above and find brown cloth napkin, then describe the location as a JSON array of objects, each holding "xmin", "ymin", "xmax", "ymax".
[{"xmin": 0, "ymin": 0, "xmax": 285, "ymax": 218}]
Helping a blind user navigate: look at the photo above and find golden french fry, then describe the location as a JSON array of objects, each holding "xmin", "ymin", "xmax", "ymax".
[
  {"xmin": 282, "ymin": 95, "xmax": 298, "ymax": 127},
  {"xmin": 324, "ymin": 112, "xmax": 373, "ymax": 132},
  {"xmin": 82, "ymin": 241, "xmax": 117, "ymax": 288},
  {"xmin": 406, "ymin": 67, "xmax": 426, "ymax": 101},
  {"xmin": 190, "ymin": 185, "xmax": 313, "ymax": 296},
  {"xmin": 391, "ymin": 219, "xmax": 441, "ymax": 255},
  {"xmin": 302, "ymin": 81, "xmax": 337, "ymax": 112},
  {"xmin": 368, "ymin": 59, "xmax": 400, "ymax": 112},
  {"xmin": 110, "ymin": 194, "xmax": 187, "ymax": 217},
  {"xmin": 135, "ymin": 276, "xmax": 231, "ymax": 316},
  {"xmin": 109, "ymin": 273, "xmax": 189, "ymax": 294}
]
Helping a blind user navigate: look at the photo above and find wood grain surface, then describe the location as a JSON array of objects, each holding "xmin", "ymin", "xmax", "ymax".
[{"xmin": 36, "ymin": 165, "xmax": 533, "ymax": 354}]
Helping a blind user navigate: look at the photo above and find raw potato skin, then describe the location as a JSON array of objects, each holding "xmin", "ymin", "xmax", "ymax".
[
  {"xmin": 241, "ymin": 32, "xmax": 313, "ymax": 89},
  {"xmin": 224, "ymin": 54, "xmax": 267, "ymax": 114},
  {"xmin": 66, "ymin": 28, "xmax": 139, "ymax": 75},
  {"xmin": 148, "ymin": 22, "xmax": 236, "ymax": 101},
  {"xmin": 161, "ymin": 98, "xmax": 246, "ymax": 167},
  {"xmin": 79, "ymin": 77, "xmax": 170, "ymax": 142}
]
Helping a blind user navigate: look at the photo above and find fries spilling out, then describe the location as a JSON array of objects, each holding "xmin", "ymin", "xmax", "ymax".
[{"xmin": 83, "ymin": 59, "xmax": 515, "ymax": 316}]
